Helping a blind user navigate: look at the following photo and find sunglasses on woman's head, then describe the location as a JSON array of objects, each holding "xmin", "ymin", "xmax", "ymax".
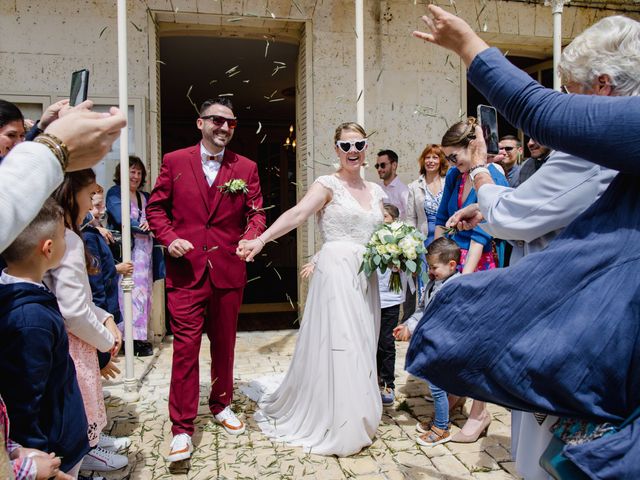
[
  {"xmin": 445, "ymin": 153, "xmax": 458, "ymax": 164},
  {"xmin": 200, "ymin": 114, "xmax": 238, "ymax": 129},
  {"xmin": 336, "ymin": 139, "xmax": 367, "ymax": 153}
]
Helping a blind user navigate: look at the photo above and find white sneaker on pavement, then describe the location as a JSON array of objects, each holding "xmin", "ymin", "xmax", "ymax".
[
  {"xmin": 214, "ymin": 406, "xmax": 246, "ymax": 435},
  {"xmin": 98, "ymin": 432, "xmax": 132, "ymax": 452},
  {"xmin": 81, "ymin": 447, "xmax": 128, "ymax": 471},
  {"xmin": 166, "ymin": 433, "xmax": 192, "ymax": 463}
]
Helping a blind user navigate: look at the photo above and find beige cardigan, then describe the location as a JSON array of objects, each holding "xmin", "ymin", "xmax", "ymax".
[
  {"xmin": 406, "ymin": 176, "xmax": 428, "ymax": 236},
  {"xmin": 44, "ymin": 229, "xmax": 115, "ymax": 352}
]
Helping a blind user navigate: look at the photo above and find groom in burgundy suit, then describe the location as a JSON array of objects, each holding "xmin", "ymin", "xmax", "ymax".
[{"xmin": 146, "ymin": 97, "xmax": 265, "ymax": 462}]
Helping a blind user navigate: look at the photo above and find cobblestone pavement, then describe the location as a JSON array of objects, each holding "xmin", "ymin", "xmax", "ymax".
[{"xmin": 95, "ymin": 331, "xmax": 519, "ymax": 480}]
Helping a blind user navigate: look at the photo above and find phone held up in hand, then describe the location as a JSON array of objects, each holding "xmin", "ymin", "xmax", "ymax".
[
  {"xmin": 69, "ymin": 69, "xmax": 89, "ymax": 106},
  {"xmin": 477, "ymin": 104, "xmax": 499, "ymax": 155}
]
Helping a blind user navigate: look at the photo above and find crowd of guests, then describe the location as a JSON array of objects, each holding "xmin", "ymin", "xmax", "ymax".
[
  {"xmin": 0, "ymin": 99, "xmax": 156, "ymax": 478},
  {"xmin": 1, "ymin": 7, "xmax": 639, "ymax": 480}
]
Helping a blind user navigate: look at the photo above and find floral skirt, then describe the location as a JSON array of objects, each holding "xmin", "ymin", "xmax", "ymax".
[{"xmin": 458, "ymin": 248, "xmax": 496, "ymax": 272}]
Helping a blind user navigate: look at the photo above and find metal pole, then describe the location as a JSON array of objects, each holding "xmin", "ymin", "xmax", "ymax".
[
  {"xmin": 551, "ymin": 0, "xmax": 564, "ymax": 91},
  {"xmin": 355, "ymin": 0, "xmax": 365, "ymax": 178},
  {"xmin": 117, "ymin": 0, "xmax": 139, "ymax": 401},
  {"xmin": 355, "ymin": 0, "xmax": 365, "ymax": 125}
]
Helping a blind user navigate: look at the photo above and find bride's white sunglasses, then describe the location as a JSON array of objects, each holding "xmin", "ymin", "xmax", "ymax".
[{"xmin": 336, "ymin": 139, "xmax": 367, "ymax": 153}]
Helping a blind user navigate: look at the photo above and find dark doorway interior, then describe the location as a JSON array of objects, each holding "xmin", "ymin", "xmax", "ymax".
[
  {"xmin": 159, "ymin": 35, "xmax": 300, "ymax": 330},
  {"xmin": 466, "ymin": 55, "xmax": 553, "ymax": 157}
]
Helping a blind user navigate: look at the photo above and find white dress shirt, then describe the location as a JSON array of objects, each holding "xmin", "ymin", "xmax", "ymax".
[
  {"xmin": 380, "ymin": 176, "xmax": 409, "ymax": 220},
  {"xmin": 200, "ymin": 143, "xmax": 225, "ymax": 186}
]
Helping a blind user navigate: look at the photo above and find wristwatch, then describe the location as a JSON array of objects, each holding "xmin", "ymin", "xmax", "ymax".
[{"xmin": 469, "ymin": 164, "xmax": 490, "ymax": 182}]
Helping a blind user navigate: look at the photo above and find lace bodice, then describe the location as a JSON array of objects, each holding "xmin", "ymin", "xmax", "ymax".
[{"xmin": 314, "ymin": 175, "xmax": 385, "ymax": 245}]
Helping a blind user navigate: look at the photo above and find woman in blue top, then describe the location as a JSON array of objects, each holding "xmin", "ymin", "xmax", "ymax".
[
  {"xmin": 432, "ymin": 118, "xmax": 508, "ymax": 443},
  {"xmin": 435, "ymin": 118, "xmax": 508, "ymax": 274}
]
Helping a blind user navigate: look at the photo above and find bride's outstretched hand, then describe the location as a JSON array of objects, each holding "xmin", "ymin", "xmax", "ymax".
[
  {"xmin": 412, "ymin": 4, "xmax": 489, "ymax": 67},
  {"xmin": 236, "ymin": 238, "xmax": 263, "ymax": 262}
]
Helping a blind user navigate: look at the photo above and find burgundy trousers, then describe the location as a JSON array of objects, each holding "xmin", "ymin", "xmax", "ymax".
[{"xmin": 167, "ymin": 273, "xmax": 243, "ymax": 436}]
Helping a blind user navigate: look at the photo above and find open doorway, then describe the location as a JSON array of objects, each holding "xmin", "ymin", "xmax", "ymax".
[
  {"xmin": 159, "ymin": 35, "xmax": 300, "ymax": 329},
  {"xmin": 466, "ymin": 54, "xmax": 554, "ymax": 157}
]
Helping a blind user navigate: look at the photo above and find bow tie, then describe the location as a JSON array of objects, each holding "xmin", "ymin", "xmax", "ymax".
[{"xmin": 207, "ymin": 154, "xmax": 223, "ymax": 162}]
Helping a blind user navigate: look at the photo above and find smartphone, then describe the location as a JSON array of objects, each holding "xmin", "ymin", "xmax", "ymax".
[
  {"xmin": 477, "ymin": 104, "xmax": 499, "ymax": 155},
  {"xmin": 69, "ymin": 69, "xmax": 89, "ymax": 106}
]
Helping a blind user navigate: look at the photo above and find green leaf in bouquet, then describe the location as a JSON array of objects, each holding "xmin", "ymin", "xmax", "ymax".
[
  {"xmin": 373, "ymin": 254, "xmax": 381, "ymax": 266},
  {"xmin": 379, "ymin": 263, "xmax": 388, "ymax": 274},
  {"xmin": 358, "ymin": 262, "xmax": 365, "ymax": 274},
  {"xmin": 393, "ymin": 258, "xmax": 401, "ymax": 267},
  {"xmin": 384, "ymin": 234, "xmax": 395, "ymax": 244},
  {"xmin": 406, "ymin": 259, "xmax": 417, "ymax": 273}
]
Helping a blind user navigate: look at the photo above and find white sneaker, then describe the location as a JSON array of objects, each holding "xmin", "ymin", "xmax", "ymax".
[
  {"xmin": 98, "ymin": 432, "xmax": 131, "ymax": 452},
  {"xmin": 166, "ymin": 433, "xmax": 192, "ymax": 462},
  {"xmin": 81, "ymin": 447, "xmax": 128, "ymax": 471},
  {"xmin": 214, "ymin": 407, "xmax": 246, "ymax": 435}
]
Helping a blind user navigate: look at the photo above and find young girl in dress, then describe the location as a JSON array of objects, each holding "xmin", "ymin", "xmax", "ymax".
[{"xmin": 46, "ymin": 170, "xmax": 129, "ymax": 472}]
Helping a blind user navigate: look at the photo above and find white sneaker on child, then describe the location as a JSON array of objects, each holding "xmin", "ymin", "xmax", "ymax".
[
  {"xmin": 98, "ymin": 432, "xmax": 131, "ymax": 452},
  {"xmin": 81, "ymin": 446, "xmax": 128, "ymax": 471}
]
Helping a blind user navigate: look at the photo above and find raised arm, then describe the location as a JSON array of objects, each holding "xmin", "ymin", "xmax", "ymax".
[
  {"xmin": 237, "ymin": 181, "xmax": 331, "ymax": 262},
  {"xmin": 242, "ymin": 161, "xmax": 267, "ymax": 240},
  {"xmin": 413, "ymin": 4, "xmax": 640, "ymax": 174}
]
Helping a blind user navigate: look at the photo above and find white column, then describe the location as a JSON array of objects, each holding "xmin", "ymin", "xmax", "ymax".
[
  {"xmin": 355, "ymin": 0, "xmax": 365, "ymax": 125},
  {"xmin": 117, "ymin": 0, "xmax": 139, "ymax": 401},
  {"xmin": 551, "ymin": 0, "xmax": 565, "ymax": 92}
]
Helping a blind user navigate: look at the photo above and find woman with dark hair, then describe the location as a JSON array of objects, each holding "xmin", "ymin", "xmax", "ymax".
[
  {"xmin": 407, "ymin": 144, "xmax": 449, "ymax": 246},
  {"xmin": 106, "ymin": 156, "xmax": 155, "ymax": 357},
  {"xmin": 0, "ymin": 100, "xmax": 25, "ymax": 158},
  {"xmin": 433, "ymin": 118, "xmax": 508, "ymax": 443}
]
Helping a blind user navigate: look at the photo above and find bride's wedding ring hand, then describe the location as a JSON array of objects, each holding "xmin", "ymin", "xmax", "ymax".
[{"xmin": 236, "ymin": 239, "xmax": 263, "ymax": 262}]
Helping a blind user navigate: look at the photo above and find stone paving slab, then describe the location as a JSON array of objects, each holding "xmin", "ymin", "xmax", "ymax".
[{"xmin": 90, "ymin": 330, "xmax": 520, "ymax": 479}]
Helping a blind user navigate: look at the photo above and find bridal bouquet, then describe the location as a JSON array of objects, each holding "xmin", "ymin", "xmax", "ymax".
[{"xmin": 360, "ymin": 222, "xmax": 427, "ymax": 293}]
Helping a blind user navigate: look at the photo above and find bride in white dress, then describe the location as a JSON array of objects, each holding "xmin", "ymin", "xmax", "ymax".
[{"xmin": 237, "ymin": 122, "xmax": 385, "ymax": 456}]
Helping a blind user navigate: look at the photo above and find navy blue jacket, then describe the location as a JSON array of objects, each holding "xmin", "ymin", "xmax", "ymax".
[
  {"xmin": 0, "ymin": 281, "xmax": 90, "ymax": 471},
  {"xmin": 82, "ymin": 224, "xmax": 121, "ymax": 324}
]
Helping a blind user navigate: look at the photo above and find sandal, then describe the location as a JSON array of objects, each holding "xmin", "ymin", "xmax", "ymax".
[
  {"xmin": 415, "ymin": 419, "xmax": 432, "ymax": 434},
  {"xmin": 416, "ymin": 425, "xmax": 451, "ymax": 447}
]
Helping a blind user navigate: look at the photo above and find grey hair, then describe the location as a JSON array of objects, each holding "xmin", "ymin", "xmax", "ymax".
[{"xmin": 559, "ymin": 15, "xmax": 640, "ymax": 97}]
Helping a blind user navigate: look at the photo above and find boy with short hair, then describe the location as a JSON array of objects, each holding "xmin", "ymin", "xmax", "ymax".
[
  {"xmin": 393, "ymin": 237, "xmax": 461, "ymax": 446},
  {"xmin": 0, "ymin": 198, "xmax": 90, "ymax": 478},
  {"xmin": 377, "ymin": 203, "xmax": 405, "ymax": 406}
]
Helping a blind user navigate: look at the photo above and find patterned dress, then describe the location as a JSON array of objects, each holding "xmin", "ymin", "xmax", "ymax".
[{"xmin": 118, "ymin": 193, "xmax": 153, "ymax": 340}]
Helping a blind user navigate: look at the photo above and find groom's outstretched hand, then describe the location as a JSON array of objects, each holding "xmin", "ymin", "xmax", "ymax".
[
  {"xmin": 236, "ymin": 238, "xmax": 264, "ymax": 262},
  {"xmin": 412, "ymin": 4, "xmax": 489, "ymax": 67}
]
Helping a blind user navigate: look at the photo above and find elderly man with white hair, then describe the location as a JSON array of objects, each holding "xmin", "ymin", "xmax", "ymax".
[{"xmin": 406, "ymin": 10, "xmax": 640, "ymax": 480}]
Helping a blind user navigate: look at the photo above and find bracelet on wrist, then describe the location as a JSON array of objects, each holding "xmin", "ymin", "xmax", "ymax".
[
  {"xmin": 468, "ymin": 164, "xmax": 490, "ymax": 182},
  {"xmin": 34, "ymin": 133, "xmax": 69, "ymax": 172},
  {"xmin": 256, "ymin": 237, "xmax": 266, "ymax": 247}
]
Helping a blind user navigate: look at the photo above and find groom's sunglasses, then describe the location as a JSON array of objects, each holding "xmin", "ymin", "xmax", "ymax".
[
  {"xmin": 336, "ymin": 139, "xmax": 367, "ymax": 153},
  {"xmin": 200, "ymin": 114, "xmax": 238, "ymax": 129}
]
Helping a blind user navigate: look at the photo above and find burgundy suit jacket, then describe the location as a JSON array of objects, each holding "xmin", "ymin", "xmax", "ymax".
[{"xmin": 146, "ymin": 144, "xmax": 266, "ymax": 290}]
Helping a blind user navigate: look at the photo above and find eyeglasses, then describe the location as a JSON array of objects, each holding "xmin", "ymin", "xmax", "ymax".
[
  {"xmin": 374, "ymin": 162, "xmax": 389, "ymax": 169},
  {"xmin": 444, "ymin": 153, "xmax": 458, "ymax": 164},
  {"xmin": 499, "ymin": 146, "xmax": 515, "ymax": 152},
  {"xmin": 200, "ymin": 115, "xmax": 238, "ymax": 129},
  {"xmin": 336, "ymin": 139, "xmax": 367, "ymax": 153}
]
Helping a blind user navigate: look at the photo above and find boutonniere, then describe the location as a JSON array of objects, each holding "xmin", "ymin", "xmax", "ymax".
[{"xmin": 218, "ymin": 178, "xmax": 248, "ymax": 194}]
